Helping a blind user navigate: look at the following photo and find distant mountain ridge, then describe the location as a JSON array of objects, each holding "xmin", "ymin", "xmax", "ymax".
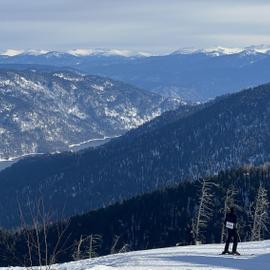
[
  {"xmin": 0, "ymin": 48, "xmax": 153, "ymax": 58},
  {"xmin": 0, "ymin": 69, "xmax": 182, "ymax": 159},
  {"xmin": 0, "ymin": 83, "xmax": 270, "ymax": 227},
  {"xmin": 171, "ymin": 45, "xmax": 270, "ymax": 56},
  {"xmin": 1, "ymin": 46, "xmax": 270, "ymax": 101},
  {"xmin": 2, "ymin": 45, "xmax": 270, "ymax": 57}
]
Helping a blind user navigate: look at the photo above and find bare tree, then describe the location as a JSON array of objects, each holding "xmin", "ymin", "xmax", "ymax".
[
  {"xmin": 192, "ymin": 178, "xmax": 217, "ymax": 244},
  {"xmin": 88, "ymin": 234, "xmax": 102, "ymax": 258},
  {"xmin": 251, "ymin": 184, "xmax": 269, "ymax": 241},
  {"xmin": 73, "ymin": 234, "xmax": 102, "ymax": 260},
  {"xmin": 73, "ymin": 235, "xmax": 84, "ymax": 261},
  {"xmin": 110, "ymin": 235, "xmax": 120, "ymax": 254},
  {"xmin": 18, "ymin": 197, "xmax": 70, "ymax": 270},
  {"xmin": 220, "ymin": 185, "xmax": 239, "ymax": 243},
  {"xmin": 109, "ymin": 235, "xmax": 130, "ymax": 254},
  {"xmin": 119, "ymin": 243, "xmax": 130, "ymax": 253}
]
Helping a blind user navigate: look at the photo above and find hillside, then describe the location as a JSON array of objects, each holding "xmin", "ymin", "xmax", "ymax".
[
  {"xmin": 78, "ymin": 50, "xmax": 270, "ymax": 101},
  {"xmin": 2, "ymin": 47, "xmax": 270, "ymax": 101},
  {"xmin": 1, "ymin": 235, "xmax": 270, "ymax": 269},
  {"xmin": 42, "ymin": 240, "xmax": 270, "ymax": 270},
  {"xmin": 1, "ymin": 83, "xmax": 270, "ymax": 227},
  {"xmin": 0, "ymin": 69, "xmax": 182, "ymax": 159},
  {"xmin": 0, "ymin": 165, "xmax": 268, "ymax": 266}
]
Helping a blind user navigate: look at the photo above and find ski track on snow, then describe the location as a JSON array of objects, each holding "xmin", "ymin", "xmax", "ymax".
[{"xmin": 3, "ymin": 240, "xmax": 270, "ymax": 270}]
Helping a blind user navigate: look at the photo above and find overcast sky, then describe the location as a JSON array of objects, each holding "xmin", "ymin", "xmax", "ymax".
[{"xmin": 1, "ymin": 0, "xmax": 270, "ymax": 53}]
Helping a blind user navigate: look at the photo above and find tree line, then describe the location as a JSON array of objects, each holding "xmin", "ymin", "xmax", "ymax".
[{"xmin": 0, "ymin": 164, "xmax": 269, "ymax": 267}]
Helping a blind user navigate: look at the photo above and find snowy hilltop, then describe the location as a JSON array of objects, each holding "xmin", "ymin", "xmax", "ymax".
[
  {"xmin": 3, "ymin": 240, "xmax": 269, "ymax": 270},
  {"xmin": 0, "ymin": 69, "xmax": 182, "ymax": 159}
]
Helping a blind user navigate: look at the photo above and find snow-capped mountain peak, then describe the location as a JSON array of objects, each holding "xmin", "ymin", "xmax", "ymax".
[
  {"xmin": 245, "ymin": 44, "xmax": 270, "ymax": 54},
  {"xmin": 0, "ymin": 48, "xmax": 153, "ymax": 58},
  {"xmin": 22, "ymin": 49, "xmax": 50, "ymax": 56},
  {"xmin": 67, "ymin": 49, "xmax": 96, "ymax": 56},
  {"xmin": 1, "ymin": 46, "xmax": 270, "ymax": 59},
  {"xmin": 203, "ymin": 46, "xmax": 244, "ymax": 56},
  {"xmin": 171, "ymin": 46, "xmax": 244, "ymax": 56},
  {"xmin": 172, "ymin": 45, "xmax": 270, "ymax": 56},
  {"xmin": 0, "ymin": 49, "xmax": 52, "ymax": 57},
  {"xmin": 42, "ymin": 51, "xmax": 71, "ymax": 58},
  {"xmin": 0, "ymin": 49, "xmax": 24, "ymax": 56},
  {"xmin": 67, "ymin": 48, "xmax": 152, "ymax": 57}
]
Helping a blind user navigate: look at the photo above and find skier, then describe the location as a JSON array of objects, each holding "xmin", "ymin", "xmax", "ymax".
[{"xmin": 222, "ymin": 206, "xmax": 240, "ymax": 255}]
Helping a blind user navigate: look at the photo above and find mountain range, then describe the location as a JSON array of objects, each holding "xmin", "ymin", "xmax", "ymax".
[
  {"xmin": 1, "ymin": 46, "xmax": 270, "ymax": 101},
  {"xmin": 0, "ymin": 82, "xmax": 270, "ymax": 227},
  {"xmin": 0, "ymin": 69, "xmax": 182, "ymax": 159}
]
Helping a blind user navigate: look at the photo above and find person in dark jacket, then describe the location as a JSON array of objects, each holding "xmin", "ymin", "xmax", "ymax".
[{"xmin": 222, "ymin": 207, "xmax": 240, "ymax": 255}]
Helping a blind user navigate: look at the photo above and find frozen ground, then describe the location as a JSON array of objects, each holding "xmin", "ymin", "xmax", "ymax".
[{"xmin": 4, "ymin": 240, "xmax": 270, "ymax": 270}]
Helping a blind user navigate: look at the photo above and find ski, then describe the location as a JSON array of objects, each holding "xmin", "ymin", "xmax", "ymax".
[{"xmin": 219, "ymin": 253, "xmax": 254, "ymax": 256}]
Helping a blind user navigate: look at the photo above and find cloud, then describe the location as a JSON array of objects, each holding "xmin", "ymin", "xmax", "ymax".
[{"xmin": 0, "ymin": 0, "xmax": 270, "ymax": 52}]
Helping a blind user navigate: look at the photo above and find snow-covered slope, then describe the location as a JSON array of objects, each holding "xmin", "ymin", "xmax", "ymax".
[
  {"xmin": 4, "ymin": 240, "xmax": 270, "ymax": 270},
  {"xmin": 0, "ymin": 69, "xmax": 182, "ymax": 159}
]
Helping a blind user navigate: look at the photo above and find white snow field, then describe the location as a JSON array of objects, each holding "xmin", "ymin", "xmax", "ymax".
[{"xmin": 4, "ymin": 240, "xmax": 270, "ymax": 270}]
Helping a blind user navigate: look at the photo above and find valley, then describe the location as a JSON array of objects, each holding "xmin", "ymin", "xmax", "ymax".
[
  {"xmin": 0, "ymin": 83, "xmax": 270, "ymax": 228},
  {"xmin": 1, "ymin": 46, "xmax": 270, "ymax": 101},
  {"xmin": 2, "ymin": 1, "xmax": 270, "ymax": 269}
]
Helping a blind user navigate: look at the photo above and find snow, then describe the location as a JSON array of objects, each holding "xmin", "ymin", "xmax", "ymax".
[
  {"xmin": 0, "ymin": 127, "xmax": 5, "ymax": 134},
  {"xmin": 67, "ymin": 106, "xmax": 87, "ymax": 119},
  {"xmin": 16, "ymin": 76, "xmax": 44, "ymax": 91},
  {"xmin": 92, "ymin": 84, "xmax": 105, "ymax": 92},
  {"xmin": 0, "ymin": 152, "xmax": 43, "ymax": 172},
  {"xmin": 0, "ymin": 69, "xmax": 181, "ymax": 159},
  {"xmin": 172, "ymin": 47, "xmax": 243, "ymax": 56},
  {"xmin": 172, "ymin": 45, "xmax": 270, "ymax": 56},
  {"xmin": 68, "ymin": 49, "xmax": 96, "ymax": 56},
  {"xmin": 68, "ymin": 135, "xmax": 120, "ymax": 149},
  {"xmin": 1, "ymin": 46, "xmax": 270, "ymax": 59},
  {"xmin": 2, "ymin": 46, "xmax": 270, "ymax": 58},
  {"xmin": 23, "ymin": 49, "xmax": 49, "ymax": 56},
  {"xmin": 0, "ymin": 49, "xmax": 48, "ymax": 56},
  {"xmin": 68, "ymin": 48, "xmax": 152, "ymax": 57},
  {"xmin": 43, "ymin": 51, "xmax": 69, "ymax": 58},
  {"xmin": 245, "ymin": 45, "xmax": 270, "ymax": 54},
  {"xmin": 0, "ymin": 79, "xmax": 15, "ymax": 87},
  {"xmin": 53, "ymin": 73, "xmax": 84, "ymax": 81},
  {"xmin": 3, "ymin": 240, "xmax": 270, "ymax": 270},
  {"xmin": 103, "ymin": 106, "xmax": 152, "ymax": 129},
  {"xmin": 0, "ymin": 152, "xmax": 44, "ymax": 162},
  {"xmin": 0, "ymin": 48, "xmax": 153, "ymax": 58},
  {"xmin": 103, "ymin": 49, "xmax": 149, "ymax": 57},
  {"xmin": 0, "ymin": 49, "xmax": 24, "ymax": 56}
]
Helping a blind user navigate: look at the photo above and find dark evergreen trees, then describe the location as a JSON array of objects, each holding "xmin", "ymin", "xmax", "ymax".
[
  {"xmin": 1, "ymin": 83, "xmax": 270, "ymax": 227},
  {"xmin": 0, "ymin": 165, "xmax": 269, "ymax": 266}
]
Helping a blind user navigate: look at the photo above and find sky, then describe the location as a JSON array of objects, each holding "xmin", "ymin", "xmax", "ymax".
[{"xmin": 1, "ymin": 0, "xmax": 270, "ymax": 53}]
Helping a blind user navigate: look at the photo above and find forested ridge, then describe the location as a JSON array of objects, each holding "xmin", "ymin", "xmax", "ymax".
[
  {"xmin": 1, "ymin": 83, "xmax": 270, "ymax": 227},
  {"xmin": 0, "ymin": 165, "xmax": 269, "ymax": 266}
]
